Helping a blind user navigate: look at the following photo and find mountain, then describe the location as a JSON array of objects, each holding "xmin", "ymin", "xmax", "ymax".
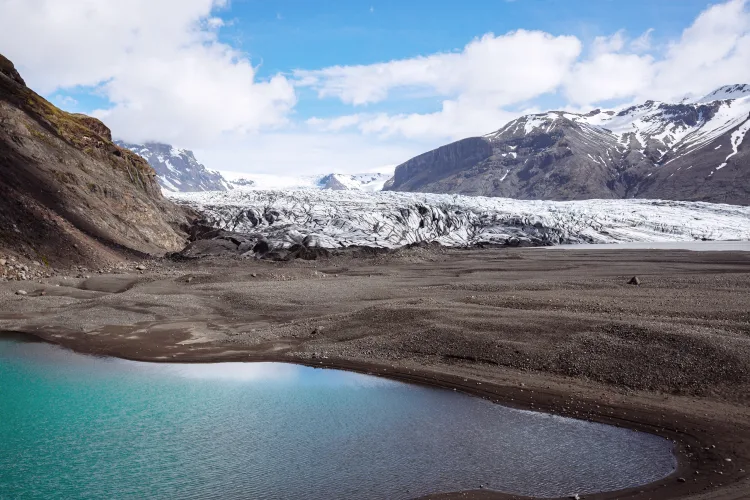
[
  {"xmin": 116, "ymin": 141, "xmax": 231, "ymax": 193},
  {"xmin": 385, "ymin": 85, "xmax": 750, "ymax": 205},
  {"xmin": 0, "ymin": 54, "xmax": 189, "ymax": 266},
  {"xmin": 222, "ymin": 172, "xmax": 392, "ymax": 192}
]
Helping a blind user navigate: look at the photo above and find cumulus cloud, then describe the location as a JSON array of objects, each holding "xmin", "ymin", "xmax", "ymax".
[
  {"xmin": 645, "ymin": 0, "xmax": 750, "ymax": 101},
  {"xmin": 296, "ymin": 31, "xmax": 581, "ymax": 107},
  {"xmin": 301, "ymin": 0, "xmax": 750, "ymax": 140},
  {"xmin": 194, "ymin": 132, "xmax": 429, "ymax": 175},
  {"xmin": 297, "ymin": 30, "xmax": 580, "ymax": 139},
  {"xmin": 0, "ymin": 0, "xmax": 296, "ymax": 145},
  {"xmin": 563, "ymin": 31, "xmax": 655, "ymax": 105},
  {"xmin": 2, "ymin": 0, "xmax": 749, "ymax": 174}
]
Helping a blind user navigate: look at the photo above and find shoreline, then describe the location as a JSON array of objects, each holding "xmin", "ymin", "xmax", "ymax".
[
  {"xmin": 2, "ymin": 328, "xmax": 744, "ymax": 500},
  {"xmin": 1, "ymin": 247, "xmax": 749, "ymax": 499}
]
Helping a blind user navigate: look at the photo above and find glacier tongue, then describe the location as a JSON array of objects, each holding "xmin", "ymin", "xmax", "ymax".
[{"xmin": 170, "ymin": 190, "xmax": 750, "ymax": 250}]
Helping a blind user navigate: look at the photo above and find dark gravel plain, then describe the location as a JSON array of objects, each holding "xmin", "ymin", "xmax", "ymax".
[{"xmin": 2, "ymin": 246, "xmax": 749, "ymax": 500}]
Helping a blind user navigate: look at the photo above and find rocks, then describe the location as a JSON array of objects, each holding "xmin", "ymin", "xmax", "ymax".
[
  {"xmin": 253, "ymin": 240, "xmax": 270, "ymax": 255},
  {"xmin": 15, "ymin": 290, "xmax": 27, "ymax": 296},
  {"xmin": 628, "ymin": 276, "xmax": 641, "ymax": 285},
  {"xmin": 135, "ymin": 264, "xmax": 146, "ymax": 271},
  {"xmin": 677, "ymin": 477, "xmax": 686, "ymax": 483},
  {"xmin": 0, "ymin": 259, "xmax": 6, "ymax": 266},
  {"xmin": 302, "ymin": 234, "xmax": 320, "ymax": 248}
]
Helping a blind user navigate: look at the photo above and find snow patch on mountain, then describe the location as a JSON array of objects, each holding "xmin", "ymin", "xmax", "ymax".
[
  {"xmin": 486, "ymin": 86, "xmax": 750, "ymax": 170},
  {"xmin": 169, "ymin": 190, "xmax": 750, "ymax": 250},
  {"xmin": 718, "ymin": 118, "xmax": 750, "ymax": 170},
  {"xmin": 694, "ymin": 84, "xmax": 750, "ymax": 104}
]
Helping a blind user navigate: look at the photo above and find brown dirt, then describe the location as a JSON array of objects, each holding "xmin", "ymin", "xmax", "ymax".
[{"xmin": 1, "ymin": 246, "xmax": 749, "ymax": 499}]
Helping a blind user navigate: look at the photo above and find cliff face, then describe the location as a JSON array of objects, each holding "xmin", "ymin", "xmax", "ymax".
[
  {"xmin": 385, "ymin": 137, "xmax": 494, "ymax": 192},
  {"xmin": 0, "ymin": 54, "xmax": 191, "ymax": 266}
]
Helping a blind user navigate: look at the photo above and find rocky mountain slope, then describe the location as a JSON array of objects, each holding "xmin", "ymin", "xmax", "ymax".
[
  {"xmin": 385, "ymin": 85, "xmax": 750, "ymax": 205},
  {"xmin": 116, "ymin": 141, "xmax": 231, "ymax": 193},
  {"xmin": 0, "ymin": 54, "xmax": 190, "ymax": 266},
  {"xmin": 170, "ymin": 190, "xmax": 750, "ymax": 252}
]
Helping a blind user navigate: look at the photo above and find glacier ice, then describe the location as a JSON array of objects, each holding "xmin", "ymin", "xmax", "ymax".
[{"xmin": 170, "ymin": 190, "xmax": 750, "ymax": 250}]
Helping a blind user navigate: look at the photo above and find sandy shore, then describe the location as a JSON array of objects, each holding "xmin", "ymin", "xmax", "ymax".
[{"xmin": 1, "ymin": 246, "xmax": 749, "ymax": 499}]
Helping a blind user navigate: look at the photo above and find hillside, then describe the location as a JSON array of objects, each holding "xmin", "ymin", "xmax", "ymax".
[
  {"xmin": 385, "ymin": 85, "xmax": 750, "ymax": 205},
  {"xmin": 0, "ymin": 54, "xmax": 190, "ymax": 266}
]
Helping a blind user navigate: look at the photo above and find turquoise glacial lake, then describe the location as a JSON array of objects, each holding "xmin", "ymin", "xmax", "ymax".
[{"xmin": 0, "ymin": 338, "xmax": 676, "ymax": 499}]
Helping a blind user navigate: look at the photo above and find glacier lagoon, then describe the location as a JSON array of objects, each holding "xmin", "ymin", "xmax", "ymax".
[{"xmin": 0, "ymin": 337, "xmax": 676, "ymax": 499}]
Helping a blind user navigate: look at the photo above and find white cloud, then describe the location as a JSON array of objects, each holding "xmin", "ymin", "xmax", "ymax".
[
  {"xmin": 564, "ymin": 0, "xmax": 750, "ymax": 106},
  {"xmin": 297, "ymin": 30, "xmax": 580, "ymax": 140},
  {"xmin": 54, "ymin": 95, "xmax": 79, "ymax": 108},
  {"xmin": 0, "ymin": 0, "xmax": 296, "ymax": 145},
  {"xmin": 296, "ymin": 31, "xmax": 581, "ymax": 107},
  {"xmin": 303, "ymin": 0, "xmax": 750, "ymax": 137},
  {"xmin": 193, "ymin": 132, "xmax": 430, "ymax": 176},
  {"xmin": 2, "ymin": 0, "xmax": 749, "ymax": 175},
  {"xmin": 630, "ymin": 28, "xmax": 654, "ymax": 52},
  {"xmin": 645, "ymin": 0, "xmax": 750, "ymax": 101},
  {"xmin": 564, "ymin": 31, "xmax": 655, "ymax": 105}
]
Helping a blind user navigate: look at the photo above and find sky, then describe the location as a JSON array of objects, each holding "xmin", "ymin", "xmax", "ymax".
[{"xmin": 1, "ymin": 0, "xmax": 750, "ymax": 176}]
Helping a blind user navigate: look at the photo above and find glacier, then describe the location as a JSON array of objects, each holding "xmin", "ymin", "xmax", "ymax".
[{"xmin": 170, "ymin": 190, "xmax": 750, "ymax": 250}]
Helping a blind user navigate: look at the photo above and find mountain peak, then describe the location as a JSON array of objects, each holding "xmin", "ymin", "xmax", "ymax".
[
  {"xmin": 117, "ymin": 141, "xmax": 230, "ymax": 193},
  {"xmin": 694, "ymin": 84, "xmax": 750, "ymax": 104}
]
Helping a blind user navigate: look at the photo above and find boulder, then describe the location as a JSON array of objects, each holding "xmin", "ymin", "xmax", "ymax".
[{"xmin": 252, "ymin": 240, "xmax": 270, "ymax": 255}]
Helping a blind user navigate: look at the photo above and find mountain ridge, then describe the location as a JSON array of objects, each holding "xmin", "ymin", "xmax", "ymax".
[
  {"xmin": 385, "ymin": 85, "xmax": 750, "ymax": 205},
  {"xmin": 116, "ymin": 141, "xmax": 231, "ymax": 193}
]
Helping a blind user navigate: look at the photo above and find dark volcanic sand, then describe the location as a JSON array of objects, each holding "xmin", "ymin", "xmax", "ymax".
[{"xmin": 1, "ymin": 246, "xmax": 749, "ymax": 500}]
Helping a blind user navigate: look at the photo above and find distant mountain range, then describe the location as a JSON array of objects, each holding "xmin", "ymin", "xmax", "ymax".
[
  {"xmin": 118, "ymin": 142, "xmax": 391, "ymax": 193},
  {"xmin": 385, "ymin": 84, "xmax": 750, "ymax": 205},
  {"xmin": 120, "ymin": 84, "xmax": 749, "ymax": 205},
  {"xmin": 220, "ymin": 171, "xmax": 392, "ymax": 192}
]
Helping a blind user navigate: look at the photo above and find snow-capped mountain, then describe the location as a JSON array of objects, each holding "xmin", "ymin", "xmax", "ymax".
[
  {"xmin": 386, "ymin": 85, "xmax": 750, "ymax": 205},
  {"xmin": 116, "ymin": 141, "xmax": 231, "ymax": 193},
  {"xmin": 170, "ymin": 189, "xmax": 750, "ymax": 250},
  {"xmin": 221, "ymin": 172, "xmax": 392, "ymax": 192}
]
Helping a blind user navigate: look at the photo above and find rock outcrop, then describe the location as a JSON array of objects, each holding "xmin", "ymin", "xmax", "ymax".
[{"xmin": 0, "ymin": 54, "xmax": 191, "ymax": 266}]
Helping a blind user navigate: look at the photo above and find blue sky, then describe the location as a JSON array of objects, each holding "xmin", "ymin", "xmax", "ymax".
[{"xmin": 2, "ymin": 0, "xmax": 749, "ymax": 175}]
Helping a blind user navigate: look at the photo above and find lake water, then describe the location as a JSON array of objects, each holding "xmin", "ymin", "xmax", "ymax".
[{"xmin": 0, "ymin": 338, "xmax": 676, "ymax": 499}]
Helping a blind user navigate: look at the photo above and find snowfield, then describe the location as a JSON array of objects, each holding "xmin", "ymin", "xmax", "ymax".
[{"xmin": 170, "ymin": 190, "xmax": 750, "ymax": 249}]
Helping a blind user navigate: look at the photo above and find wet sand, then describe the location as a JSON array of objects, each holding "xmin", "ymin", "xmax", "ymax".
[{"xmin": 1, "ymin": 246, "xmax": 749, "ymax": 499}]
